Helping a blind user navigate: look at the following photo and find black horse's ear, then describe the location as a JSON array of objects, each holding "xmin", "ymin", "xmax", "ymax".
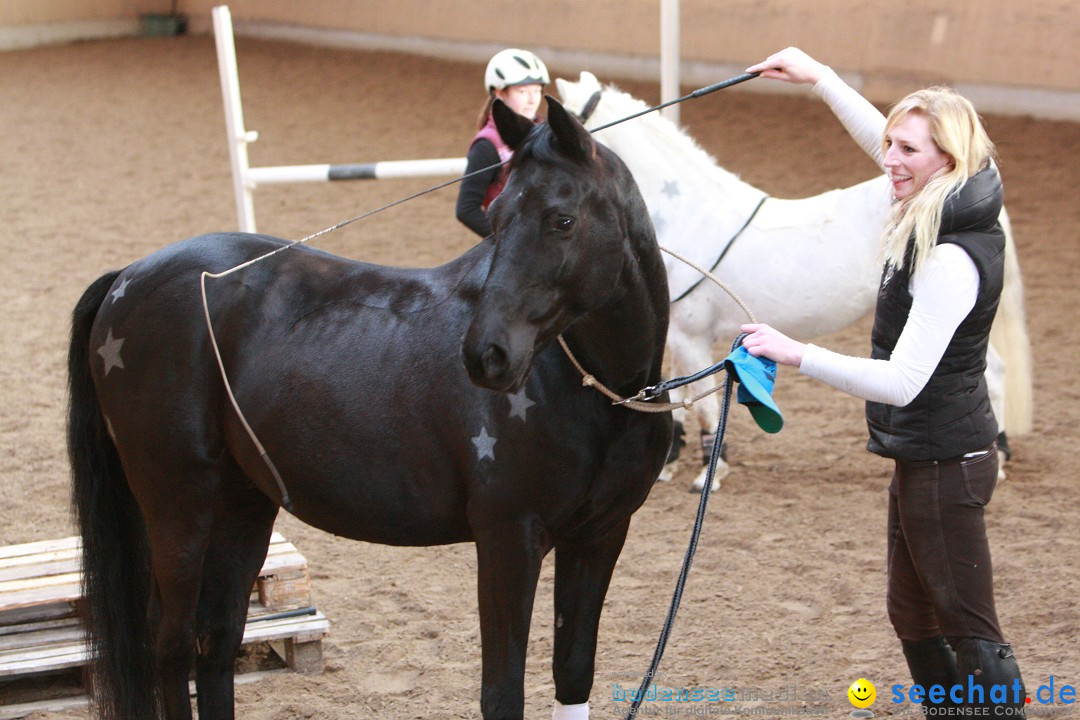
[
  {"xmin": 545, "ymin": 95, "xmax": 595, "ymax": 161},
  {"xmin": 492, "ymin": 98, "xmax": 535, "ymax": 151}
]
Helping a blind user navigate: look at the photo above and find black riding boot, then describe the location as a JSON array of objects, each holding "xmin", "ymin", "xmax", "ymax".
[
  {"xmin": 954, "ymin": 638, "xmax": 1027, "ymax": 714},
  {"xmin": 902, "ymin": 636, "xmax": 961, "ymax": 716}
]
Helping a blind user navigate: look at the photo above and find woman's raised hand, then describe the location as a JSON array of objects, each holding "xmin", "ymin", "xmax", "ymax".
[{"xmin": 746, "ymin": 47, "xmax": 831, "ymax": 86}]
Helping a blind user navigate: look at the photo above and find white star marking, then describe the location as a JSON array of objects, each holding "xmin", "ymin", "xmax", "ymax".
[
  {"xmin": 661, "ymin": 180, "xmax": 680, "ymax": 199},
  {"xmin": 97, "ymin": 328, "xmax": 125, "ymax": 375},
  {"xmin": 110, "ymin": 277, "xmax": 131, "ymax": 303},
  {"xmin": 472, "ymin": 427, "xmax": 497, "ymax": 461},
  {"xmin": 508, "ymin": 388, "xmax": 535, "ymax": 421}
]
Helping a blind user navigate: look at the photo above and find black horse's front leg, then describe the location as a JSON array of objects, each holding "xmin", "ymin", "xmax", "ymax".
[
  {"xmin": 551, "ymin": 518, "xmax": 632, "ymax": 719},
  {"xmin": 473, "ymin": 518, "xmax": 550, "ymax": 720}
]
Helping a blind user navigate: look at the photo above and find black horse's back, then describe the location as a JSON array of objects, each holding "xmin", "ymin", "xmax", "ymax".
[{"xmin": 68, "ymin": 269, "xmax": 160, "ymax": 720}]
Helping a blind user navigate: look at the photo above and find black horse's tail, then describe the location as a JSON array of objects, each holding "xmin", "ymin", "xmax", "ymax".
[{"xmin": 68, "ymin": 270, "xmax": 161, "ymax": 719}]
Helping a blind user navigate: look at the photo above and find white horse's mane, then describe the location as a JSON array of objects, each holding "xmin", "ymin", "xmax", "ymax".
[{"xmin": 590, "ymin": 82, "xmax": 748, "ymax": 190}]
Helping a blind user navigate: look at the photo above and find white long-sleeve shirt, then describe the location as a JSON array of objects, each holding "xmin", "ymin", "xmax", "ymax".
[{"xmin": 797, "ymin": 71, "xmax": 980, "ymax": 407}]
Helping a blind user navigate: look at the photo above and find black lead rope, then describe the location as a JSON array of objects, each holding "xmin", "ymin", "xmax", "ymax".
[
  {"xmin": 635, "ymin": 358, "xmax": 730, "ymax": 402},
  {"xmin": 623, "ymin": 334, "xmax": 747, "ymax": 720}
]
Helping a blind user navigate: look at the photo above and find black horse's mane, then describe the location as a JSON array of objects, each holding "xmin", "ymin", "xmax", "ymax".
[
  {"xmin": 510, "ymin": 123, "xmax": 558, "ymax": 166},
  {"xmin": 510, "ymin": 121, "xmax": 604, "ymax": 169}
]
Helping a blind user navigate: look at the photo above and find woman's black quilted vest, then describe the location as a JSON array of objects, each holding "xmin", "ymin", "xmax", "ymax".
[{"xmin": 866, "ymin": 165, "xmax": 1005, "ymax": 461}]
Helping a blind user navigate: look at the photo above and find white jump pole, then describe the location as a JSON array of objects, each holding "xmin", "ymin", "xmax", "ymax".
[
  {"xmin": 660, "ymin": 0, "xmax": 680, "ymax": 125},
  {"xmin": 247, "ymin": 157, "xmax": 468, "ymax": 185},
  {"xmin": 213, "ymin": 5, "xmax": 257, "ymax": 232},
  {"xmin": 212, "ymin": 5, "xmax": 467, "ymax": 233}
]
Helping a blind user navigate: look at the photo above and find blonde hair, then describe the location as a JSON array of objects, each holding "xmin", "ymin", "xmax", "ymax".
[{"xmin": 881, "ymin": 87, "xmax": 996, "ymax": 276}]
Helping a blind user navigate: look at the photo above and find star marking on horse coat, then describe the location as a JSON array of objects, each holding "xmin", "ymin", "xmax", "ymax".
[
  {"xmin": 97, "ymin": 328, "xmax": 125, "ymax": 375},
  {"xmin": 508, "ymin": 388, "xmax": 535, "ymax": 421},
  {"xmin": 472, "ymin": 427, "xmax": 497, "ymax": 461},
  {"xmin": 110, "ymin": 277, "xmax": 131, "ymax": 303},
  {"xmin": 661, "ymin": 180, "xmax": 680, "ymax": 199}
]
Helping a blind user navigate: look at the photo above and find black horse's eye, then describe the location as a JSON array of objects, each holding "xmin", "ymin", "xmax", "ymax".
[{"xmin": 555, "ymin": 216, "xmax": 575, "ymax": 232}]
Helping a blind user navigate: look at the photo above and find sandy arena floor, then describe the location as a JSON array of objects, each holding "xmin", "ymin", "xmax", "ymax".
[{"xmin": 1, "ymin": 34, "xmax": 1077, "ymax": 719}]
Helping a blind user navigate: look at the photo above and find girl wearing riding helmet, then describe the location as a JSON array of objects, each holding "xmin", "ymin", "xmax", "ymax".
[
  {"xmin": 455, "ymin": 48, "xmax": 549, "ymax": 237},
  {"xmin": 741, "ymin": 47, "xmax": 1025, "ymax": 715}
]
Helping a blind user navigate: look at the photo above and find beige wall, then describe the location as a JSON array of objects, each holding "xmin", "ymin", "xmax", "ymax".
[{"xmin": 5, "ymin": 0, "xmax": 1080, "ymax": 118}]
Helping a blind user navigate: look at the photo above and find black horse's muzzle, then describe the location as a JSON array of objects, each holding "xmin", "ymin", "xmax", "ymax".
[{"xmin": 462, "ymin": 322, "xmax": 534, "ymax": 393}]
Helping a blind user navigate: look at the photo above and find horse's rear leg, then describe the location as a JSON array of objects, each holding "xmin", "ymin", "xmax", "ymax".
[
  {"xmin": 551, "ymin": 519, "xmax": 631, "ymax": 719},
  {"xmin": 474, "ymin": 522, "xmax": 549, "ymax": 720},
  {"xmin": 194, "ymin": 483, "xmax": 279, "ymax": 720},
  {"xmin": 144, "ymin": 519, "xmax": 214, "ymax": 720},
  {"xmin": 138, "ymin": 469, "xmax": 251, "ymax": 719}
]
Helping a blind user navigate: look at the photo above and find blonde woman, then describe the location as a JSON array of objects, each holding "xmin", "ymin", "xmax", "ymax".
[{"xmin": 742, "ymin": 48, "xmax": 1025, "ymax": 714}]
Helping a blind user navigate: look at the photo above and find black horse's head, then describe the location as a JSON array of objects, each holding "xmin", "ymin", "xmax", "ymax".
[{"xmin": 463, "ymin": 96, "xmax": 662, "ymax": 393}]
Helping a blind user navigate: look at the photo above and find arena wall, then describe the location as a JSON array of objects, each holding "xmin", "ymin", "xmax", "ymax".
[{"xmin": 4, "ymin": 0, "xmax": 1080, "ymax": 119}]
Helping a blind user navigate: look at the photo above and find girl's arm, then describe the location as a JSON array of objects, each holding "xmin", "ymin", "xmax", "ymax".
[{"xmin": 455, "ymin": 139, "xmax": 500, "ymax": 237}]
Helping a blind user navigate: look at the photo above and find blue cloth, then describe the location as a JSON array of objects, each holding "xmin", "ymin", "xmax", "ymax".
[{"xmin": 724, "ymin": 345, "xmax": 783, "ymax": 433}]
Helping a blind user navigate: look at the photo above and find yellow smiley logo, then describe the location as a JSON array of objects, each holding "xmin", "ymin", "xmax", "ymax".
[{"xmin": 848, "ymin": 678, "xmax": 876, "ymax": 709}]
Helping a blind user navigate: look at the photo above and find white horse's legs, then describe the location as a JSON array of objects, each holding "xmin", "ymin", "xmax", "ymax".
[
  {"xmin": 688, "ymin": 390, "xmax": 728, "ymax": 493},
  {"xmin": 665, "ymin": 324, "xmax": 729, "ymax": 491}
]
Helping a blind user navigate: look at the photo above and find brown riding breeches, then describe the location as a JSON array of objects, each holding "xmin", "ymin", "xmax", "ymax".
[{"xmin": 885, "ymin": 446, "xmax": 1006, "ymax": 644}]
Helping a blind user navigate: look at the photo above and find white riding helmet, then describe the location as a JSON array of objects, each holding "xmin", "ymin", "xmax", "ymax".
[{"xmin": 484, "ymin": 49, "xmax": 550, "ymax": 93}]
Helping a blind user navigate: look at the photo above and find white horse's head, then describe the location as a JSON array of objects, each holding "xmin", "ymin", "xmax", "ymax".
[
  {"xmin": 554, "ymin": 71, "xmax": 605, "ymax": 122},
  {"xmin": 555, "ymin": 71, "xmax": 765, "ymax": 257},
  {"xmin": 556, "ymin": 72, "xmax": 694, "ymax": 158}
]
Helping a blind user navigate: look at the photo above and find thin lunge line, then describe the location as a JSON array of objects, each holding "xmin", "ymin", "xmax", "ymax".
[{"xmin": 199, "ymin": 270, "xmax": 293, "ymax": 511}]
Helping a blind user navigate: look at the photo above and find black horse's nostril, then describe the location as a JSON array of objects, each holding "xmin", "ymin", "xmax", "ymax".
[{"xmin": 480, "ymin": 344, "xmax": 510, "ymax": 383}]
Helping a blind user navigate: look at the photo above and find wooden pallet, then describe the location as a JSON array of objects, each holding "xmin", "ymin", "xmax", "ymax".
[{"xmin": 0, "ymin": 532, "xmax": 330, "ymax": 718}]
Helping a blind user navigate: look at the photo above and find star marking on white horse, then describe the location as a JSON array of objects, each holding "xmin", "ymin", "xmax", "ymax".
[
  {"xmin": 97, "ymin": 328, "xmax": 125, "ymax": 375},
  {"xmin": 508, "ymin": 388, "xmax": 535, "ymax": 421},
  {"xmin": 472, "ymin": 427, "xmax": 497, "ymax": 461},
  {"xmin": 661, "ymin": 180, "xmax": 680, "ymax": 199},
  {"xmin": 110, "ymin": 277, "xmax": 131, "ymax": 303}
]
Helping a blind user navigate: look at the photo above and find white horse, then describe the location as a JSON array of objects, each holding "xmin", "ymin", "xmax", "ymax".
[{"xmin": 556, "ymin": 71, "xmax": 1033, "ymax": 491}]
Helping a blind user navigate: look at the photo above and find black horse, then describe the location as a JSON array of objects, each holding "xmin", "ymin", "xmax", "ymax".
[{"xmin": 67, "ymin": 97, "xmax": 671, "ymax": 720}]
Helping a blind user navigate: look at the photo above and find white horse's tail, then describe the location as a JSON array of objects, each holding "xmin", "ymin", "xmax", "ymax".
[{"xmin": 990, "ymin": 207, "xmax": 1034, "ymax": 436}]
